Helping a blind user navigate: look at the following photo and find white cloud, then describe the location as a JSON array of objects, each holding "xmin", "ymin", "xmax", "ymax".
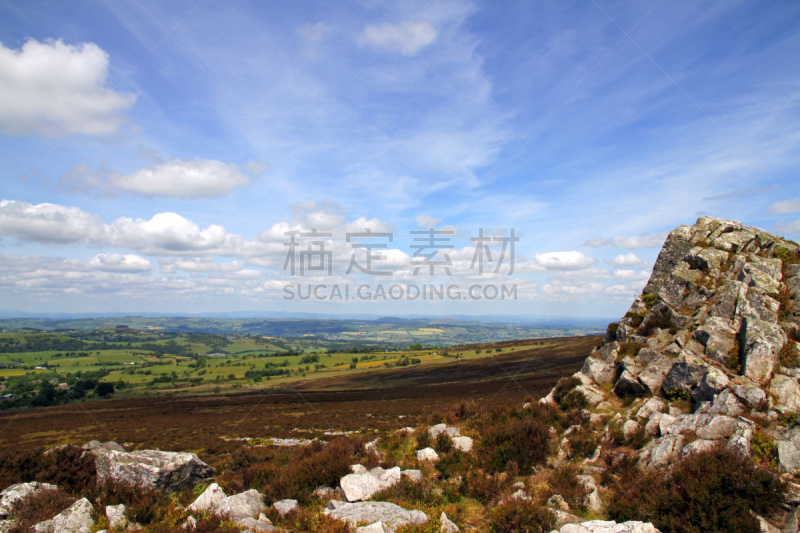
[
  {"xmin": 86, "ymin": 253, "xmax": 153, "ymax": 273},
  {"xmin": 61, "ymin": 159, "xmax": 251, "ymax": 198},
  {"xmin": 111, "ymin": 159, "xmax": 250, "ymax": 198},
  {"xmin": 776, "ymin": 219, "xmax": 800, "ymax": 235},
  {"xmin": 768, "ymin": 199, "xmax": 800, "ymax": 215},
  {"xmin": 584, "ymin": 232, "xmax": 668, "ymax": 249},
  {"xmin": 0, "ymin": 200, "xmax": 244, "ymax": 256},
  {"xmin": 0, "ymin": 38, "xmax": 137, "ymax": 137},
  {"xmin": 0, "ymin": 200, "xmax": 107, "ymax": 244},
  {"xmin": 415, "ymin": 215, "xmax": 442, "ymax": 228},
  {"xmin": 609, "ymin": 252, "xmax": 643, "ymax": 267},
  {"xmin": 534, "ymin": 251, "xmax": 595, "ymax": 270},
  {"xmin": 360, "ymin": 20, "xmax": 438, "ymax": 56},
  {"xmin": 159, "ymin": 257, "xmax": 244, "ymax": 273},
  {"xmin": 109, "ymin": 212, "xmax": 242, "ymax": 255}
]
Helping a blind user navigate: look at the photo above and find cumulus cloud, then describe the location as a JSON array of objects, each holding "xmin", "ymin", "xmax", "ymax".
[
  {"xmin": 61, "ymin": 159, "xmax": 251, "ymax": 198},
  {"xmin": 768, "ymin": 199, "xmax": 800, "ymax": 215},
  {"xmin": 111, "ymin": 159, "xmax": 250, "ymax": 198},
  {"xmin": 0, "ymin": 38, "xmax": 137, "ymax": 137},
  {"xmin": 776, "ymin": 219, "xmax": 800, "ymax": 235},
  {"xmin": 584, "ymin": 232, "xmax": 667, "ymax": 249},
  {"xmin": 360, "ymin": 20, "xmax": 438, "ymax": 56},
  {"xmin": 0, "ymin": 200, "xmax": 107, "ymax": 244},
  {"xmin": 534, "ymin": 251, "xmax": 595, "ymax": 270},
  {"xmin": 0, "ymin": 200, "xmax": 243, "ymax": 256},
  {"xmin": 86, "ymin": 253, "xmax": 153, "ymax": 273},
  {"xmin": 159, "ymin": 257, "xmax": 244, "ymax": 274},
  {"xmin": 415, "ymin": 215, "xmax": 442, "ymax": 228},
  {"xmin": 609, "ymin": 252, "xmax": 643, "ymax": 267}
]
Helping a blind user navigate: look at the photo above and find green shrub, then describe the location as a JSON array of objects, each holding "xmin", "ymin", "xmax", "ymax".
[
  {"xmin": 488, "ymin": 500, "xmax": 555, "ymax": 533},
  {"xmin": 567, "ymin": 426, "xmax": 599, "ymax": 459},
  {"xmin": 552, "ymin": 377, "xmax": 587, "ymax": 411},
  {"xmin": 661, "ymin": 387, "xmax": 691, "ymax": 403},
  {"xmin": 607, "ymin": 322, "xmax": 619, "ymax": 339},
  {"xmin": 434, "ymin": 433, "xmax": 453, "ymax": 454},
  {"xmin": 751, "ymin": 428, "xmax": 779, "ymax": 468},
  {"xmin": 780, "ymin": 339, "xmax": 800, "ymax": 368},
  {"xmin": 642, "ymin": 294, "xmax": 658, "ymax": 308},
  {"xmin": 477, "ymin": 417, "xmax": 550, "ymax": 474},
  {"xmin": 415, "ymin": 428, "xmax": 432, "ymax": 450},
  {"xmin": 618, "ymin": 341, "xmax": 644, "ymax": 358},
  {"xmin": 435, "ymin": 449, "xmax": 471, "ymax": 479},
  {"xmin": 458, "ymin": 470, "xmax": 510, "ymax": 503},
  {"xmin": 545, "ymin": 465, "xmax": 588, "ymax": 512},
  {"xmin": 6, "ymin": 488, "xmax": 76, "ymax": 533},
  {"xmin": 607, "ymin": 447, "xmax": 785, "ymax": 533}
]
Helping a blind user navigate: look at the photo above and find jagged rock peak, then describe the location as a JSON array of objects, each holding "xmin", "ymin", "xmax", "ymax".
[{"xmin": 545, "ymin": 216, "xmax": 800, "ymax": 472}]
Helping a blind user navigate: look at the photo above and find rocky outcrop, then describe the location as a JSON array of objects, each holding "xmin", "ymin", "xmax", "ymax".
[
  {"xmin": 0, "ymin": 482, "xmax": 57, "ymax": 518},
  {"xmin": 340, "ymin": 466, "xmax": 401, "ymax": 502},
  {"xmin": 323, "ymin": 501, "xmax": 428, "ymax": 530},
  {"xmin": 92, "ymin": 444, "xmax": 215, "ymax": 492},
  {"xmin": 547, "ymin": 217, "xmax": 800, "ymax": 473},
  {"xmin": 49, "ymin": 498, "xmax": 94, "ymax": 533},
  {"xmin": 189, "ymin": 483, "xmax": 266, "ymax": 521},
  {"xmin": 552, "ymin": 521, "xmax": 659, "ymax": 533}
]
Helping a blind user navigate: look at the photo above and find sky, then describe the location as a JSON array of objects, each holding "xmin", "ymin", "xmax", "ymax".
[{"xmin": 0, "ymin": 0, "xmax": 799, "ymax": 320}]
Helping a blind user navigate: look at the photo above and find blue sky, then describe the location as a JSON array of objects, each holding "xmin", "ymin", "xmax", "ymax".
[{"xmin": 0, "ymin": 0, "xmax": 799, "ymax": 319}]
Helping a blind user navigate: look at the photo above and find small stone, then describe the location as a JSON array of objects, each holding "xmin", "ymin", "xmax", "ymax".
[
  {"xmin": 440, "ymin": 512, "xmax": 459, "ymax": 533},
  {"xmin": 416, "ymin": 447, "xmax": 439, "ymax": 462},
  {"xmin": 273, "ymin": 499, "xmax": 298, "ymax": 516}
]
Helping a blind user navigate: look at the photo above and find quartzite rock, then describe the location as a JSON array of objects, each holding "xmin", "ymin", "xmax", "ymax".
[{"xmin": 93, "ymin": 448, "xmax": 215, "ymax": 492}]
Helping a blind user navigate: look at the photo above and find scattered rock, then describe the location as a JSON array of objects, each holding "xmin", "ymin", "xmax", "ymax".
[
  {"xmin": 0, "ymin": 482, "xmax": 58, "ymax": 518},
  {"xmin": 451, "ymin": 436, "xmax": 473, "ymax": 453},
  {"xmin": 416, "ymin": 448, "xmax": 439, "ymax": 462},
  {"xmin": 189, "ymin": 483, "xmax": 266, "ymax": 521},
  {"xmin": 622, "ymin": 420, "xmax": 640, "ymax": 440},
  {"xmin": 440, "ymin": 512, "xmax": 459, "ymax": 533},
  {"xmin": 237, "ymin": 517, "xmax": 276, "ymax": 533},
  {"xmin": 272, "ymin": 499, "xmax": 298, "ymax": 516},
  {"xmin": 51, "ymin": 498, "xmax": 94, "ymax": 533},
  {"xmin": 105, "ymin": 504, "xmax": 127, "ymax": 530},
  {"xmin": 554, "ymin": 519, "xmax": 659, "ymax": 532},
  {"xmin": 340, "ymin": 466, "xmax": 401, "ymax": 502},
  {"xmin": 323, "ymin": 501, "xmax": 428, "ymax": 530},
  {"xmin": 401, "ymin": 470, "xmax": 423, "ymax": 483},
  {"xmin": 93, "ymin": 447, "xmax": 215, "ymax": 492},
  {"xmin": 428, "ymin": 424, "xmax": 461, "ymax": 439}
]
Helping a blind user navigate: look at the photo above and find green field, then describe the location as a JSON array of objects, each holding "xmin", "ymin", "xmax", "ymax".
[{"xmin": 0, "ymin": 321, "xmax": 575, "ymax": 407}]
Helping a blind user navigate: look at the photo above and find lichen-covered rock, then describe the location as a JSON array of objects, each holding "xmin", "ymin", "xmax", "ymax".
[
  {"xmin": 428, "ymin": 424, "xmax": 460, "ymax": 439},
  {"xmin": 105, "ymin": 504, "xmax": 127, "ymax": 530},
  {"xmin": 741, "ymin": 318, "xmax": 787, "ymax": 385},
  {"xmin": 451, "ymin": 436, "xmax": 473, "ymax": 453},
  {"xmin": 415, "ymin": 448, "xmax": 439, "ymax": 462},
  {"xmin": 188, "ymin": 483, "xmax": 266, "ymax": 521},
  {"xmin": 769, "ymin": 374, "xmax": 800, "ymax": 410},
  {"xmin": 51, "ymin": 498, "xmax": 94, "ymax": 533},
  {"xmin": 340, "ymin": 467, "xmax": 401, "ymax": 502},
  {"xmin": 555, "ymin": 519, "xmax": 660, "ymax": 532},
  {"xmin": 272, "ymin": 499, "xmax": 298, "ymax": 516},
  {"xmin": 93, "ymin": 448, "xmax": 215, "ymax": 492},
  {"xmin": 0, "ymin": 482, "xmax": 58, "ymax": 518},
  {"xmin": 440, "ymin": 512, "xmax": 459, "ymax": 533},
  {"xmin": 323, "ymin": 502, "xmax": 428, "ymax": 529}
]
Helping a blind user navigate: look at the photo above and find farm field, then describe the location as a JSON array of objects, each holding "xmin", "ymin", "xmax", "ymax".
[
  {"xmin": 0, "ymin": 334, "xmax": 596, "ymax": 454},
  {"xmin": 0, "ymin": 320, "xmax": 603, "ymax": 403}
]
